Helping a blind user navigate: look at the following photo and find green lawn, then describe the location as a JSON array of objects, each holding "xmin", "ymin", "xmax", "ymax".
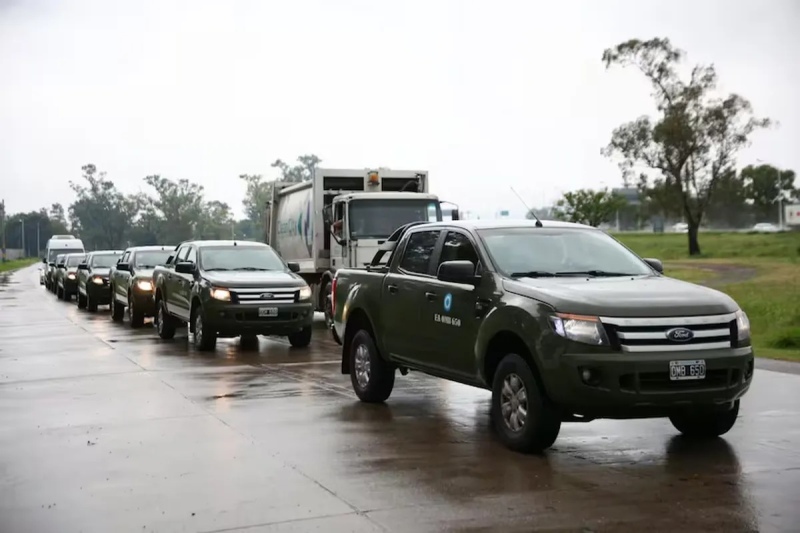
[
  {"xmin": 0, "ymin": 257, "xmax": 38, "ymax": 272},
  {"xmin": 614, "ymin": 232, "xmax": 800, "ymax": 362}
]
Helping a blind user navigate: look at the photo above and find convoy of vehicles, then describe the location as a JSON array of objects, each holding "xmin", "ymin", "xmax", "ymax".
[
  {"xmin": 265, "ymin": 168, "xmax": 456, "ymax": 333},
  {"xmin": 109, "ymin": 245, "xmax": 174, "ymax": 327},
  {"xmin": 76, "ymin": 250, "xmax": 123, "ymax": 311},
  {"xmin": 152, "ymin": 240, "xmax": 314, "ymax": 351},
  {"xmin": 43, "ymin": 235, "xmax": 85, "ymax": 290},
  {"xmin": 55, "ymin": 252, "xmax": 86, "ymax": 301},
  {"xmin": 331, "ymin": 219, "xmax": 754, "ymax": 453}
]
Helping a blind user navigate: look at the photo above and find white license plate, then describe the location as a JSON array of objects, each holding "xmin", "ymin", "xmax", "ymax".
[
  {"xmin": 258, "ymin": 307, "xmax": 278, "ymax": 318},
  {"xmin": 669, "ymin": 359, "xmax": 706, "ymax": 381}
]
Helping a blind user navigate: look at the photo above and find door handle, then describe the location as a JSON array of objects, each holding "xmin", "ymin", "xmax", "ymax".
[
  {"xmin": 387, "ymin": 284, "xmax": 398, "ymax": 294},
  {"xmin": 425, "ymin": 291, "xmax": 437, "ymax": 301}
]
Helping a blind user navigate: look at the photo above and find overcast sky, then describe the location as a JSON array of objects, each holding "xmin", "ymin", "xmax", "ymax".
[{"xmin": 1, "ymin": 0, "xmax": 798, "ymax": 220}]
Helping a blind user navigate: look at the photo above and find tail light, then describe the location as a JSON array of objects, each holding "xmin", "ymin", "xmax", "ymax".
[{"xmin": 331, "ymin": 278, "xmax": 337, "ymax": 316}]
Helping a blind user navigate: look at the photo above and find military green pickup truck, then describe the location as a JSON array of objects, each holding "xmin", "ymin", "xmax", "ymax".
[
  {"xmin": 331, "ymin": 220, "xmax": 754, "ymax": 453},
  {"xmin": 76, "ymin": 250, "xmax": 124, "ymax": 311},
  {"xmin": 109, "ymin": 245, "xmax": 174, "ymax": 327},
  {"xmin": 152, "ymin": 240, "xmax": 314, "ymax": 351}
]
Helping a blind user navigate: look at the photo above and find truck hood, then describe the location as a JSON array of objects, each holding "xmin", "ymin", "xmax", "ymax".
[
  {"xmin": 132, "ymin": 269, "xmax": 155, "ymax": 279},
  {"xmin": 503, "ymin": 274, "xmax": 739, "ymax": 317},
  {"xmin": 201, "ymin": 270, "xmax": 305, "ymax": 288},
  {"xmin": 91, "ymin": 268, "xmax": 111, "ymax": 277}
]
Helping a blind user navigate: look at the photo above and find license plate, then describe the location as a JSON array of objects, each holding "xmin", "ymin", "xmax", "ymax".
[
  {"xmin": 669, "ymin": 359, "xmax": 706, "ymax": 381},
  {"xmin": 258, "ymin": 307, "xmax": 278, "ymax": 318}
]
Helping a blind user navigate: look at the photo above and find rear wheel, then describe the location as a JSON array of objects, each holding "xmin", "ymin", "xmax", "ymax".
[
  {"xmin": 110, "ymin": 294, "xmax": 124, "ymax": 322},
  {"xmin": 349, "ymin": 330, "xmax": 394, "ymax": 403},
  {"xmin": 129, "ymin": 296, "xmax": 145, "ymax": 328},
  {"xmin": 288, "ymin": 326, "xmax": 312, "ymax": 348},
  {"xmin": 193, "ymin": 308, "xmax": 217, "ymax": 351},
  {"xmin": 669, "ymin": 400, "xmax": 739, "ymax": 438},
  {"xmin": 490, "ymin": 353, "xmax": 561, "ymax": 453},
  {"xmin": 155, "ymin": 298, "xmax": 176, "ymax": 339}
]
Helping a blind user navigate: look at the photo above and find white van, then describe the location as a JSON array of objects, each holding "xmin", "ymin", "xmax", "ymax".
[{"xmin": 43, "ymin": 237, "xmax": 85, "ymax": 290}]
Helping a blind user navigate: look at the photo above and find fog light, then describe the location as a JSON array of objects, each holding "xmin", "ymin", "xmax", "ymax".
[
  {"xmin": 581, "ymin": 368, "xmax": 592, "ymax": 382},
  {"xmin": 579, "ymin": 366, "xmax": 601, "ymax": 386}
]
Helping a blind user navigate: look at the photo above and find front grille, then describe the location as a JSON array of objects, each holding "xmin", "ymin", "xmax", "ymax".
[
  {"xmin": 600, "ymin": 313, "xmax": 736, "ymax": 353},
  {"xmin": 230, "ymin": 287, "xmax": 298, "ymax": 305}
]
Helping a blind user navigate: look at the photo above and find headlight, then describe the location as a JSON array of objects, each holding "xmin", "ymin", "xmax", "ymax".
[
  {"xmin": 298, "ymin": 285, "xmax": 312, "ymax": 301},
  {"xmin": 136, "ymin": 279, "xmax": 153, "ymax": 292},
  {"xmin": 92, "ymin": 276, "xmax": 104, "ymax": 285},
  {"xmin": 549, "ymin": 313, "xmax": 609, "ymax": 346},
  {"xmin": 67, "ymin": 273, "xmax": 76, "ymax": 280},
  {"xmin": 735, "ymin": 309, "xmax": 750, "ymax": 341},
  {"xmin": 210, "ymin": 287, "xmax": 231, "ymax": 301}
]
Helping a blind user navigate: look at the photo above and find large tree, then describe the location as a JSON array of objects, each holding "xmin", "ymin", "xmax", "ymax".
[
  {"xmin": 239, "ymin": 173, "xmax": 272, "ymax": 238},
  {"xmin": 69, "ymin": 164, "xmax": 138, "ymax": 250},
  {"xmin": 601, "ymin": 38, "xmax": 770, "ymax": 255},
  {"xmin": 271, "ymin": 154, "xmax": 321, "ymax": 183},
  {"xmin": 142, "ymin": 175, "xmax": 207, "ymax": 244},
  {"xmin": 553, "ymin": 188, "xmax": 627, "ymax": 227}
]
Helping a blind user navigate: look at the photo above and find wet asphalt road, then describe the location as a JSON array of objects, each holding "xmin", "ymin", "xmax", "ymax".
[{"xmin": 1, "ymin": 266, "xmax": 799, "ymax": 533}]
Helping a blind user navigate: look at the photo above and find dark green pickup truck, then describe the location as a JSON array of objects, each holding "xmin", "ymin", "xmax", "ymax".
[
  {"xmin": 152, "ymin": 240, "xmax": 315, "ymax": 351},
  {"xmin": 331, "ymin": 220, "xmax": 754, "ymax": 453}
]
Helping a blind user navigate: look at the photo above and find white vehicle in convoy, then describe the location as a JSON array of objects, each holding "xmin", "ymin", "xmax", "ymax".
[
  {"xmin": 43, "ymin": 235, "xmax": 85, "ymax": 291},
  {"xmin": 751, "ymin": 222, "xmax": 781, "ymax": 233},
  {"xmin": 266, "ymin": 168, "xmax": 456, "ymax": 333}
]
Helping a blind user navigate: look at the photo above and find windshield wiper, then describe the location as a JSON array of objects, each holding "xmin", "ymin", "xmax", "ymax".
[
  {"xmin": 556, "ymin": 270, "xmax": 639, "ymax": 277},
  {"xmin": 510, "ymin": 271, "xmax": 557, "ymax": 278},
  {"xmin": 235, "ymin": 267, "xmax": 270, "ymax": 271},
  {"xmin": 204, "ymin": 267, "xmax": 231, "ymax": 271}
]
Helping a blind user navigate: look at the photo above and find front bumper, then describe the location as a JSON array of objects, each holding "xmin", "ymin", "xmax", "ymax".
[
  {"xmin": 130, "ymin": 290, "xmax": 157, "ymax": 316},
  {"xmin": 63, "ymin": 277, "xmax": 78, "ymax": 293},
  {"xmin": 86, "ymin": 280, "xmax": 112, "ymax": 304},
  {"xmin": 544, "ymin": 346, "xmax": 754, "ymax": 419},
  {"xmin": 203, "ymin": 301, "xmax": 315, "ymax": 337}
]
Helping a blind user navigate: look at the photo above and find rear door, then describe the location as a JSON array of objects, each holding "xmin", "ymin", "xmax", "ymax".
[
  {"xmin": 114, "ymin": 251, "xmax": 131, "ymax": 303},
  {"xmin": 381, "ymin": 229, "xmax": 441, "ymax": 365},
  {"xmin": 165, "ymin": 246, "xmax": 189, "ymax": 315},
  {"xmin": 172, "ymin": 246, "xmax": 195, "ymax": 320}
]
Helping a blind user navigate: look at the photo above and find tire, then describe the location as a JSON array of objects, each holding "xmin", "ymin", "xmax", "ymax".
[
  {"xmin": 110, "ymin": 294, "xmax": 124, "ymax": 322},
  {"xmin": 77, "ymin": 292, "xmax": 87, "ymax": 309},
  {"xmin": 349, "ymin": 329, "xmax": 395, "ymax": 403},
  {"xmin": 155, "ymin": 298, "xmax": 176, "ymax": 340},
  {"xmin": 192, "ymin": 308, "xmax": 217, "ymax": 351},
  {"xmin": 240, "ymin": 334, "xmax": 259, "ymax": 349},
  {"xmin": 56, "ymin": 286, "xmax": 64, "ymax": 300},
  {"xmin": 490, "ymin": 353, "xmax": 561, "ymax": 453},
  {"xmin": 323, "ymin": 281, "xmax": 341, "ymax": 343},
  {"xmin": 86, "ymin": 293, "xmax": 97, "ymax": 312},
  {"xmin": 669, "ymin": 400, "xmax": 739, "ymax": 438},
  {"xmin": 63, "ymin": 291, "xmax": 71, "ymax": 302},
  {"xmin": 288, "ymin": 326, "xmax": 312, "ymax": 348},
  {"xmin": 129, "ymin": 296, "xmax": 144, "ymax": 328}
]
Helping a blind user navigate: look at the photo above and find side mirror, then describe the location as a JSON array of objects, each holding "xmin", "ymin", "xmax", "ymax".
[
  {"xmin": 644, "ymin": 258, "xmax": 663, "ymax": 273},
  {"xmin": 77, "ymin": 263, "xmax": 89, "ymax": 270},
  {"xmin": 287, "ymin": 262, "xmax": 300, "ymax": 273},
  {"xmin": 175, "ymin": 261, "xmax": 195, "ymax": 274},
  {"xmin": 437, "ymin": 260, "xmax": 480, "ymax": 285},
  {"xmin": 115, "ymin": 262, "xmax": 130, "ymax": 272},
  {"xmin": 42, "ymin": 257, "xmax": 47, "ymax": 263},
  {"xmin": 48, "ymin": 262, "xmax": 55, "ymax": 267},
  {"xmin": 57, "ymin": 263, "xmax": 66, "ymax": 269}
]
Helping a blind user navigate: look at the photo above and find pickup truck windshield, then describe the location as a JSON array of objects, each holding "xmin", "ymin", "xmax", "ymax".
[
  {"xmin": 199, "ymin": 246, "xmax": 286, "ymax": 271},
  {"xmin": 91, "ymin": 254, "xmax": 121, "ymax": 268},
  {"xmin": 478, "ymin": 228, "xmax": 653, "ymax": 277},
  {"xmin": 49, "ymin": 249, "xmax": 80, "ymax": 262},
  {"xmin": 349, "ymin": 199, "xmax": 440, "ymax": 240},
  {"xmin": 134, "ymin": 250, "xmax": 172, "ymax": 268},
  {"xmin": 66, "ymin": 255, "xmax": 85, "ymax": 267}
]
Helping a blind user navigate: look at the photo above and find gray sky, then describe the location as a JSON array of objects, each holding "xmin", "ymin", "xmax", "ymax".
[{"xmin": 2, "ymin": 0, "xmax": 798, "ymax": 220}]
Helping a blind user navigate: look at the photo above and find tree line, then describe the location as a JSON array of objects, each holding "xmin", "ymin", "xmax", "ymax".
[{"xmin": 1, "ymin": 155, "xmax": 321, "ymax": 257}]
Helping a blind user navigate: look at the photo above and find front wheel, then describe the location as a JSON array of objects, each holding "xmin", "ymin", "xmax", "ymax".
[
  {"xmin": 669, "ymin": 400, "xmax": 740, "ymax": 438},
  {"xmin": 155, "ymin": 298, "xmax": 176, "ymax": 339},
  {"xmin": 77, "ymin": 292, "xmax": 87, "ymax": 309},
  {"xmin": 193, "ymin": 308, "xmax": 217, "ymax": 351},
  {"xmin": 129, "ymin": 296, "xmax": 145, "ymax": 328},
  {"xmin": 110, "ymin": 294, "xmax": 124, "ymax": 322},
  {"xmin": 349, "ymin": 330, "xmax": 394, "ymax": 403},
  {"xmin": 288, "ymin": 326, "xmax": 312, "ymax": 348},
  {"xmin": 490, "ymin": 353, "xmax": 561, "ymax": 453}
]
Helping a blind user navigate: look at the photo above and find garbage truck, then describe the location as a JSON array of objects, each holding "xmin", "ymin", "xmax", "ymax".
[{"xmin": 265, "ymin": 167, "xmax": 457, "ymax": 332}]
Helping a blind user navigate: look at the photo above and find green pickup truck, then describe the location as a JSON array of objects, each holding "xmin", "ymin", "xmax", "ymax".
[
  {"xmin": 331, "ymin": 220, "xmax": 754, "ymax": 453},
  {"xmin": 109, "ymin": 245, "xmax": 174, "ymax": 327},
  {"xmin": 152, "ymin": 240, "xmax": 315, "ymax": 351},
  {"xmin": 76, "ymin": 250, "xmax": 124, "ymax": 311}
]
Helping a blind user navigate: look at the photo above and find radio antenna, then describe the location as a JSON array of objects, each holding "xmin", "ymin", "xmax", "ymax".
[{"xmin": 510, "ymin": 187, "xmax": 542, "ymax": 227}]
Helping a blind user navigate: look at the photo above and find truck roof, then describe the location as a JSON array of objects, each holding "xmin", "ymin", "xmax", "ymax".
[
  {"xmin": 174, "ymin": 240, "xmax": 268, "ymax": 249},
  {"xmin": 410, "ymin": 219, "xmax": 596, "ymax": 231},
  {"xmin": 340, "ymin": 192, "xmax": 439, "ymax": 202},
  {"xmin": 124, "ymin": 245, "xmax": 176, "ymax": 253}
]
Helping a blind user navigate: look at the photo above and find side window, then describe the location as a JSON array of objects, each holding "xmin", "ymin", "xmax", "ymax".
[
  {"xmin": 438, "ymin": 232, "xmax": 480, "ymax": 274},
  {"xmin": 120, "ymin": 252, "xmax": 130, "ymax": 264},
  {"xmin": 174, "ymin": 247, "xmax": 189, "ymax": 262},
  {"xmin": 185, "ymin": 247, "xmax": 197, "ymax": 264},
  {"xmin": 399, "ymin": 230, "xmax": 440, "ymax": 275}
]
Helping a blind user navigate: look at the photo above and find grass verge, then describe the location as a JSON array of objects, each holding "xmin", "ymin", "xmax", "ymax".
[
  {"xmin": 615, "ymin": 231, "xmax": 800, "ymax": 260},
  {"xmin": 0, "ymin": 257, "xmax": 38, "ymax": 272}
]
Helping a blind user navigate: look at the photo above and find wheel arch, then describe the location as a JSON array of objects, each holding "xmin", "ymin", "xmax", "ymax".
[{"xmin": 341, "ymin": 307, "xmax": 378, "ymax": 375}]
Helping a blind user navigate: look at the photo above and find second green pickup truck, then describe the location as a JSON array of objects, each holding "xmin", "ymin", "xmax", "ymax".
[
  {"xmin": 152, "ymin": 240, "xmax": 315, "ymax": 351},
  {"xmin": 331, "ymin": 220, "xmax": 754, "ymax": 453}
]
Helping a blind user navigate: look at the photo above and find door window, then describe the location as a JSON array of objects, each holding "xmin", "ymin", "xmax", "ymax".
[
  {"xmin": 398, "ymin": 230, "xmax": 440, "ymax": 275},
  {"xmin": 185, "ymin": 247, "xmax": 197, "ymax": 264},
  {"xmin": 437, "ymin": 231, "xmax": 480, "ymax": 275}
]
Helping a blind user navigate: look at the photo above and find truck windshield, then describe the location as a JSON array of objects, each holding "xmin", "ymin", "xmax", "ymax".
[
  {"xmin": 91, "ymin": 254, "xmax": 121, "ymax": 268},
  {"xmin": 199, "ymin": 246, "xmax": 286, "ymax": 271},
  {"xmin": 134, "ymin": 251, "xmax": 172, "ymax": 268},
  {"xmin": 478, "ymin": 228, "xmax": 653, "ymax": 277},
  {"xmin": 66, "ymin": 255, "xmax": 85, "ymax": 267},
  {"xmin": 349, "ymin": 199, "xmax": 441, "ymax": 240}
]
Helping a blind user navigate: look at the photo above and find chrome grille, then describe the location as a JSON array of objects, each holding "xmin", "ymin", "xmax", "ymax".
[
  {"xmin": 600, "ymin": 312, "xmax": 736, "ymax": 353},
  {"xmin": 230, "ymin": 287, "xmax": 297, "ymax": 305}
]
